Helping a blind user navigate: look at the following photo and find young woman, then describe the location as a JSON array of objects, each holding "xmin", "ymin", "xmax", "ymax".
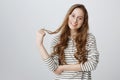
[{"xmin": 36, "ymin": 4, "xmax": 99, "ymax": 80}]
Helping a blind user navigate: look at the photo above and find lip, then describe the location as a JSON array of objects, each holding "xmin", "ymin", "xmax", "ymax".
[{"xmin": 71, "ymin": 22, "xmax": 77, "ymax": 27}]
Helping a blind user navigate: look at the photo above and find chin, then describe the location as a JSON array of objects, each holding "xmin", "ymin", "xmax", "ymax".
[
  {"xmin": 69, "ymin": 25, "xmax": 78, "ymax": 30},
  {"xmin": 70, "ymin": 27, "xmax": 78, "ymax": 31}
]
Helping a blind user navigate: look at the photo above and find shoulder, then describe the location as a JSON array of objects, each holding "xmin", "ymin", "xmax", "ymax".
[
  {"xmin": 87, "ymin": 33, "xmax": 96, "ymax": 43},
  {"xmin": 87, "ymin": 33, "xmax": 96, "ymax": 40},
  {"xmin": 87, "ymin": 33, "xmax": 95, "ymax": 39},
  {"xmin": 50, "ymin": 34, "xmax": 60, "ymax": 47},
  {"xmin": 52, "ymin": 34, "xmax": 60, "ymax": 43},
  {"xmin": 86, "ymin": 33, "xmax": 97, "ymax": 50}
]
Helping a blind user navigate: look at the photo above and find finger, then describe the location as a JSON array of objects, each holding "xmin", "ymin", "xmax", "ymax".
[{"xmin": 37, "ymin": 29, "xmax": 45, "ymax": 34}]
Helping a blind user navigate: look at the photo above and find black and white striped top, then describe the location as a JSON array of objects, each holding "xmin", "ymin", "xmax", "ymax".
[{"xmin": 44, "ymin": 33, "xmax": 99, "ymax": 80}]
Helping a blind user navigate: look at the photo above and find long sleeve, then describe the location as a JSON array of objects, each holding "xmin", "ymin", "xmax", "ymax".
[
  {"xmin": 43, "ymin": 35, "xmax": 60, "ymax": 71},
  {"xmin": 44, "ymin": 55, "xmax": 59, "ymax": 71},
  {"xmin": 80, "ymin": 33, "xmax": 99, "ymax": 71}
]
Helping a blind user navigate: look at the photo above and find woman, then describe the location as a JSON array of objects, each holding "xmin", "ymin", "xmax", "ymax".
[{"xmin": 36, "ymin": 4, "xmax": 99, "ymax": 80}]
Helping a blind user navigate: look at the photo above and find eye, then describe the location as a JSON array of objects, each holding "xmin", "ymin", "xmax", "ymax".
[
  {"xmin": 71, "ymin": 14, "xmax": 75, "ymax": 18},
  {"xmin": 77, "ymin": 17, "xmax": 83, "ymax": 21}
]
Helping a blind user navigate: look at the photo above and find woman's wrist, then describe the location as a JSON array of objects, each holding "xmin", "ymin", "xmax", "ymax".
[{"xmin": 60, "ymin": 65, "xmax": 64, "ymax": 71}]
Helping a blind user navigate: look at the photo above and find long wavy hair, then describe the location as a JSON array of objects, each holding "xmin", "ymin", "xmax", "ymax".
[{"xmin": 44, "ymin": 4, "xmax": 89, "ymax": 65}]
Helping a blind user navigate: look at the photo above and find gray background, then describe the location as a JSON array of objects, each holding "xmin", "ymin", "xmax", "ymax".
[{"xmin": 0, "ymin": 0, "xmax": 120, "ymax": 80}]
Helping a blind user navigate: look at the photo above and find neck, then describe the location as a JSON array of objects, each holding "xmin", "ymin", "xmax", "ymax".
[{"xmin": 70, "ymin": 29, "xmax": 77, "ymax": 40}]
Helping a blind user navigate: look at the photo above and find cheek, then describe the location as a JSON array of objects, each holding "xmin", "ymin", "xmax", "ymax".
[
  {"xmin": 68, "ymin": 17, "xmax": 72, "ymax": 25},
  {"xmin": 78, "ymin": 20, "xmax": 84, "ymax": 25},
  {"xmin": 69, "ymin": 15, "xmax": 75, "ymax": 22},
  {"xmin": 68, "ymin": 16, "xmax": 72, "ymax": 23},
  {"xmin": 77, "ymin": 21, "xmax": 84, "ymax": 28},
  {"xmin": 68, "ymin": 20, "xmax": 71, "ymax": 27}
]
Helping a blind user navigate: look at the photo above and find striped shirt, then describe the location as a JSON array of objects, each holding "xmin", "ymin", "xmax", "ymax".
[{"xmin": 44, "ymin": 33, "xmax": 99, "ymax": 80}]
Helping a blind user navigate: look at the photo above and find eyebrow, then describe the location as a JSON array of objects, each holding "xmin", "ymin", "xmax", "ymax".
[
  {"xmin": 71, "ymin": 13, "xmax": 84, "ymax": 18},
  {"xmin": 77, "ymin": 16, "xmax": 84, "ymax": 18}
]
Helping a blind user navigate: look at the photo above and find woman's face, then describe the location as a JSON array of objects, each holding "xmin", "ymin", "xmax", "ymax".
[{"xmin": 68, "ymin": 8, "xmax": 84, "ymax": 31}]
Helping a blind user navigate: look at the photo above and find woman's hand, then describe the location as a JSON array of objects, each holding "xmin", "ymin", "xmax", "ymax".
[
  {"xmin": 54, "ymin": 64, "xmax": 81, "ymax": 74},
  {"xmin": 54, "ymin": 65, "xmax": 64, "ymax": 75},
  {"xmin": 36, "ymin": 29, "xmax": 46, "ymax": 47}
]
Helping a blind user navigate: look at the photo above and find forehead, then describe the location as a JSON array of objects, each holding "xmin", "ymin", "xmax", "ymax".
[{"xmin": 71, "ymin": 8, "xmax": 84, "ymax": 16}]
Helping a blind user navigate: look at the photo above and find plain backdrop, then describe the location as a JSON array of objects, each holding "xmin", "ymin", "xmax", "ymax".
[{"xmin": 0, "ymin": 0, "xmax": 120, "ymax": 80}]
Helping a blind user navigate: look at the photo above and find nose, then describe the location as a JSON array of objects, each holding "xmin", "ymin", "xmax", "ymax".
[{"xmin": 73, "ymin": 17, "xmax": 77, "ymax": 24}]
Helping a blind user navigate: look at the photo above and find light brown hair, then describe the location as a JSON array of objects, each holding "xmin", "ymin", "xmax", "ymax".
[{"xmin": 45, "ymin": 4, "xmax": 89, "ymax": 65}]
